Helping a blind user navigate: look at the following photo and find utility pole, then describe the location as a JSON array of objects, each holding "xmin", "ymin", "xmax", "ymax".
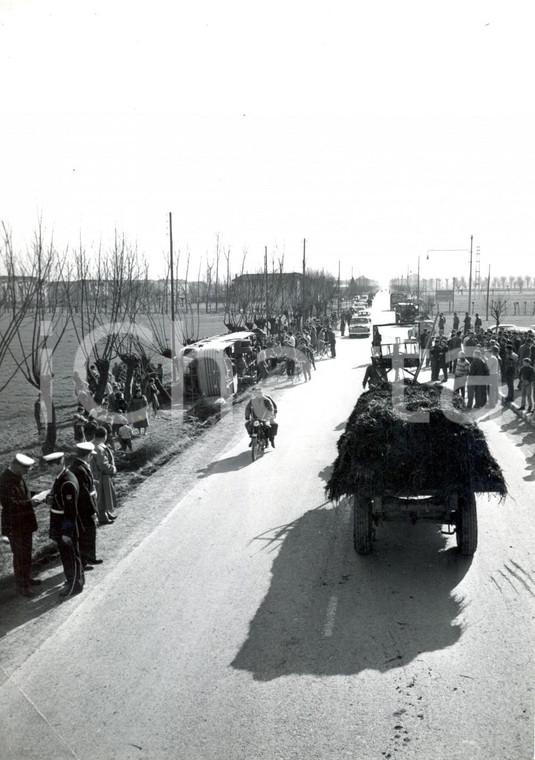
[
  {"xmin": 169, "ymin": 212, "xmax": 176, "ymax": 383},
  {"xmin": 486, "ymin": 264, "xmax": 491, "ymax": 321},
  {"xmin": 468, "ymin": 234, "xmax": 473, "ymax": 314},
  {"xmin": 337, "ymin": 260, "xmax": 341, "ymax": 317},
  {"xmin": 264, "ymin": 245, "xmax": 268, "ymax": 325},
  {"xmin": 302, "ymin": 238, "xmax": 306, "ymax": 325},
  {"xmin": 416, "ymin": 255, "xmax": 420, "ymax": 304}
]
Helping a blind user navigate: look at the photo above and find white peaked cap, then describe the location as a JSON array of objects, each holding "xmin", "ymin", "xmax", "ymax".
[
  {"xmin": 76, "ymin": 442, "xmax": 95, "ymax": 453},
  {"xmin": 15, "ymin": 453, "xmax": 35, "ymax": 467},
  {"xmin": 42, "ymin": 452, "xmax": 65, "ymax": 462}
]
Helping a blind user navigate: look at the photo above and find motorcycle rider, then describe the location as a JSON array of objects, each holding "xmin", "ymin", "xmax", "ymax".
[{"xmin": 244, "ymin": 385, "xmax": 278, "ymax": 448}]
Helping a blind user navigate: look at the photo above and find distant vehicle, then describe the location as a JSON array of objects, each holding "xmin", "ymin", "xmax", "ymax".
[
  {"xmin": 349, "ymin": 315, "xmax": 372, "ymax": 338},
  {"xmin": 487, "ymin": 324, "xmax": 518, "ymax": 334},
  {"xmin": 395, "ymin": 302, "xmax": 419, "ymax": 325},
  {"xmin": 408, "ymin": 319, "xmax": 434, "ymax": 339},
  {"xmin": 180, "ymin": 330, "xmax": 256, "ymax": 402},
  {"xmin": 390, "ymin": 291, "xmax": 409, "ymax": 310}
]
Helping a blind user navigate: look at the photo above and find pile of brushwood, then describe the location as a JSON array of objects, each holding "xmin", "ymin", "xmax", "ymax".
[{"xmin": 326, "ymin": 381, "xmax": 506, "ymax": 502}]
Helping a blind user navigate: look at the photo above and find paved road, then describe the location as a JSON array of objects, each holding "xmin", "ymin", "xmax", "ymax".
[{"xmin": 1, "ymin": 295, "xmax": 534, "ymax": 759}]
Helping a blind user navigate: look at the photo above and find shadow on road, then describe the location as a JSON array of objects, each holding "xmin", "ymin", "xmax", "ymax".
[
  {"xmin": 0, "ymin": 557, "xmax": 70, "ymax": 637},
  {"xmin": 196, "ymin": 449, "xmax": 254, "ymax": 477},
  {"xmin": 232, "ymin": 501, "xmax": 472, "ymax": 681}
]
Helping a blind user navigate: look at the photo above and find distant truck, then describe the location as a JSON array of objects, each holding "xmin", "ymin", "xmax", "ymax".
[
  {"xmin": 390, "ymin": 291, "xmax": 408, "ymax": 310},
  {"xmin": 395, "ymin": 302, "xmax": 419, "ymax": 325}
]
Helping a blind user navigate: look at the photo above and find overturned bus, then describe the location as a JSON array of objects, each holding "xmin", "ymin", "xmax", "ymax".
[{"xmin": 179, "ymin": 331, "xmax": 257, "ymax": 404}]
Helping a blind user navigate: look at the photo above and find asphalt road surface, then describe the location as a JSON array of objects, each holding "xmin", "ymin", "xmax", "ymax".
[{"xmin": 1, "ymin": 294, "xmax": 534, "ymax": 760}]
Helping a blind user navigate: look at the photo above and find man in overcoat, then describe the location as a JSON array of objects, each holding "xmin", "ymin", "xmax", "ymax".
[
  {"xmin": 44, "ymin": 452, "xmax": 85, "ymax": 598},
  {"xmin": 0, "ymin": 453, "xmax": 41, "ymax": 596},
  {"xmin": 69, "ymin": 442, "xmax": 102, "ymax": 568}
]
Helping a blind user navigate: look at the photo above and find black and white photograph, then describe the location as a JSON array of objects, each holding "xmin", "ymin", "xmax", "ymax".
[{"xmin": 1, "ymin": 1, "xmax": 535, "ymax": 758}]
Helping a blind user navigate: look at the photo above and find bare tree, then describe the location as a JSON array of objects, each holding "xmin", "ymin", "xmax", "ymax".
[
  {"xmin": 64, "ymin": 231, "xmax": 148, "ymax": 404},
  {"xmin": 305, "ymin": 270, "xmax": 337, "ymax": 318},
  {"xmin": 8, "ymin": 222, "xmax": 71, "ymax": 453},
  {"xmin": 205, "ymin": 258, "xmax": 214, "ymax": 313},
  {"xmin": 214, "ymin": 233, "xmax": 221, "ymax": 314},
  {"xmin": 224, "ymin": 246, "xmax": 250, "ymax": 330},
  {"xmin": 0, "ymin": 224, "xmax": 42, "ymax": 390},
  {"xmin": 490, "ymin": 298, "xmax": 508, "ymax": 329}
]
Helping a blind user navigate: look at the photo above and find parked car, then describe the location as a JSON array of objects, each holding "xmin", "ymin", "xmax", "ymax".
[
  {"xmin": 488, "ymin": 324, "xmax": 518, "ymax": 334},
  {"xmin": 349, "ymin": 315, "xmax": 372, "ymax": 338}
]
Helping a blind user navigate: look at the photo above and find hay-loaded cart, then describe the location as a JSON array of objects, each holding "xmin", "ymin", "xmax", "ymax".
[{"xmin": 326, "ymin": 383, "xmax": 507, "ymax": 556}]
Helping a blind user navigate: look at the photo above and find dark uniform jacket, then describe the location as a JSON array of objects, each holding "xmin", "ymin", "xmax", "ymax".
[
  {"xmin": 0, "ymin": 468, "xmax": 38, "ymax": 537},
  {"xmin": 49, "ymin": 469, "xmax": 80, "ymax": 542},
  {"xmin": 69, "ymin": 458, "xmax": 97, "ymax": 523}
]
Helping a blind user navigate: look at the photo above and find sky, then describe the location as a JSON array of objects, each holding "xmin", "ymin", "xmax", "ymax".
[{"xmin": 1, "ymin": 0, "xmax": 534, "ymax": 286}]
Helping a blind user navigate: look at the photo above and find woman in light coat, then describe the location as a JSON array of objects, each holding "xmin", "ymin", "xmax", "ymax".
[{"xmin": 92, "ymin": 427, "xmax": 118, "ymax": 525}]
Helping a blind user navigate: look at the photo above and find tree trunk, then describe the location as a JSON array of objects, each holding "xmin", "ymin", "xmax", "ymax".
[
  {"xmin": 41, "ymin": 404, "xmax": 57, "ymax": 455},
  {"xmin": 94, "ymin": 358, "xmax": 110, "ymax": 404},
  {"xmin": 120, "ymin": 355, "xmax": 139, "ymax": 403}
]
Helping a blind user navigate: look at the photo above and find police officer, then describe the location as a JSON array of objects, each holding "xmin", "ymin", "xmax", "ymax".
[
  {"xmin": 44, "ymin": 452, "xmax": 84, "ymax": 599},
  {"xmin": 0, "ymin": 453, "xmax": 41, "ymax": 597},
  {"xmin": 69, "ymin": 442, "xmax": 103, "ymax": 569}
]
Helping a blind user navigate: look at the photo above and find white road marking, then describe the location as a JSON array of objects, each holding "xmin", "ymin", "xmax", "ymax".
[{"xmin": 323, "ymin": 594, "xmax": 339, "ymax": 638}]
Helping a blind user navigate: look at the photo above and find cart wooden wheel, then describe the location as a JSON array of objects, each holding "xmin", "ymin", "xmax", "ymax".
[
  {"xmin": 353, "ymin": 495, "xmax": 373, "ymax": 554},
  {"xmin": 456, "ymin": 491, "xmax": 478, "ymax": 556}
]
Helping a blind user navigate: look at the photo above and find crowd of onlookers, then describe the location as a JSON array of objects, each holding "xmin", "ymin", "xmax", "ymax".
[
  {"xmin": 419, "ymin": 311, "xmax": 535, "ymax": 411},
  {"xmin": 70, "ymin": 360, "xmax": 161, "ymax": 451},
  {"xmin": 240, "ymin": 316, "xmax": 338, "ymax": 384}
]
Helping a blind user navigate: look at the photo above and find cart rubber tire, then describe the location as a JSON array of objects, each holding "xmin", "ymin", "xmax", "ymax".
[
  {"xmin": 353, "ymin": 495, "xmax": 373, "ymax": 554},
  {"xmin": 456, "ymin": 491, "xmax": 478, "ymax": 556}
]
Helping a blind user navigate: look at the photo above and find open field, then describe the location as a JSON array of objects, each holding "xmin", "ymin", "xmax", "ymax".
[{"xmin": 427, "ymin": 288, "xmax": 535, "ymax": 325}]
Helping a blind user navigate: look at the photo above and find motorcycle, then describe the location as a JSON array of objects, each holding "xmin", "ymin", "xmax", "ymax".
[{"xmin": 250, "ymin": 419, "xmax": 270, "ymax": 461}]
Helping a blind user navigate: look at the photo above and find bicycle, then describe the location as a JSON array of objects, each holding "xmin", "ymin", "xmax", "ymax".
[{"xmin": 314, "ymin": 339, "xmax": 330, "ymax": 359}]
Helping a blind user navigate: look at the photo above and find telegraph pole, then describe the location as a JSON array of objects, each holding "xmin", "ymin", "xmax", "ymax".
[
  {"xmin": 486, "ymin": 264, "xmax": 491, "ymax": 321},
  {"xmin": 337, "ymin": 260, "xmax": 341, "ymax": 318},
  {"xmin": 169, "ymin": 212, "xmax": 176, "ymax": 383},
  {"xmin": 302, "ymin": 238, "xmax": 306, "ymax": 325},
  {"xmin": 468, "ymin": 234, "xmax": 473, "ymax": 314},
  {"xmin": 264, "ymin": 245, "xmax": 269, "ymax": 325}
]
